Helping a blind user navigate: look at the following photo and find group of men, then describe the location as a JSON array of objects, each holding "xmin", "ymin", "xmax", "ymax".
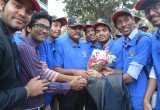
[{"xmin": 0, "ymin": 0, "xmax": 160, "ymax": 110}]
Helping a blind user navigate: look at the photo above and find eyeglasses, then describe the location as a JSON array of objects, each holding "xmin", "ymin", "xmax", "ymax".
[
  {"xmin": 33, "ymin": 23, "xmax": 51, "ymax": 33},
  {"xmin": 143, "ymin": 2, "xmax": 160, "ymax": 14}
]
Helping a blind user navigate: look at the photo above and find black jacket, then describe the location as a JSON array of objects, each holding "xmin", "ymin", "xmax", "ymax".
[{"xmin": 0, "ymin": 19, "xmax": 27, "ymax": 110}]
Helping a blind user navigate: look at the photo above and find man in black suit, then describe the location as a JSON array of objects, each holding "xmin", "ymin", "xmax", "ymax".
[{"xmin": 0, "ymin": 0, "xmax": 50, "ymax": 109}]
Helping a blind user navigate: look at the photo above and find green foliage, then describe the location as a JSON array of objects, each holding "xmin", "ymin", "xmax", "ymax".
[{"xmin": 62, "ymin": 0, "xmax": 139, "ymax": 22}]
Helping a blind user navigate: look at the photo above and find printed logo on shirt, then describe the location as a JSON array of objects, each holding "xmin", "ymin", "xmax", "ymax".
[
  {"xmin": 82, "ymin": 51, "xmax": 87, "ymax": 57},
  {"xmin": 129, "ymin": 50, "xmax": 135, "ymax": 56}
]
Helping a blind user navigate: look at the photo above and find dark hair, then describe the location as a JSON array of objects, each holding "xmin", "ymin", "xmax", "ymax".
[
  {"xmin": 114, "ymin": 14, "xmax": 133, "ymax": 26},
  {"xmin": 26, "ymin": 12, "xmax": 52, "ymax": 36},
  {"xmin": 27, "ymin": 12, "xmax": 52, "ymax": 28},
  {"xmin": 3, "ymin": 0, "xmax": 9, "ymax": 3}
]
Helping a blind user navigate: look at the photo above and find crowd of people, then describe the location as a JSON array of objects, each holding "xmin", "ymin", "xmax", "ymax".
[{"xmin": 0, "ymin": 0, "xmax": 160, "ymax": 110}]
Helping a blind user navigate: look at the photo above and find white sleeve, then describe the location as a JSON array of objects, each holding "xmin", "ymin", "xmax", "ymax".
[{"xmin": 149, "ymin": 66, "xmax": 156, "ymax": 79}]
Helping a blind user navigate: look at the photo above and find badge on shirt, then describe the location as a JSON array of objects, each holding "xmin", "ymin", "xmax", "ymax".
[
  {"xmin": 129, "ymin": 50, "xmax": 135, "ymax": 56},
  {"xmin": 82, "ymin": 51, "xmax": 87, "ymax": 57}
]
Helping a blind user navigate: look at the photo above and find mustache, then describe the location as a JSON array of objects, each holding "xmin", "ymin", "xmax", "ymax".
[{"xmin": 73, "ymin": 32, "xmax": 82, "ymax": 37}]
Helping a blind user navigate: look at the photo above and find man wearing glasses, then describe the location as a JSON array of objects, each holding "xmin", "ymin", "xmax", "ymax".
[
  {"xmin": 135, "ymin": 0, "xmax": 160, "ymax": 110},
  {"xmin": 17, "ymin": 12, "xmax": 87, "ymax": 110}
]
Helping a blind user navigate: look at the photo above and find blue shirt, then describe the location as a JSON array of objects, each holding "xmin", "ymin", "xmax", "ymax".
[
  {"xmin": 115, "ymin": 36, "xmax": 124, "ymax": 47},
  {"xmin": 100, "ymin": 39, "xmax": 123, "ymax": 70},
  {"xmin": 152, "ymin": 29, "xmax": 160, "ymax": 110},
  {"xmin": 13, "ymin": 33, "xmax": 23, "ymax": 44},
  {"xmin": 87, "ymin": 42, "xmax": 101, "ymax": 57},
  {"xmin": 39, "ymin": 38, "xmax": 56, "ymax": 70},
  {"xmin": 122, "ymin": 30, "xmax": 152, "ymax": 109},
  {"xmin": 54, "ymin": 33, "xmax": 89, "ymax": 70}
]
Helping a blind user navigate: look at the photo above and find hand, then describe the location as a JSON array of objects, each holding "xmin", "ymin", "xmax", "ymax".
[
  {"xmin": 143, "ymin": 101, "xmax": 152, "ymax": 110},
  {"xmin": 25, "ymin": 76, "xmax": 50, "ymax": 97},
  {"xmin": 69, "ymin": 77, "xmax": 87, "ymax": 91},
  {"xmin": 74, "ymin": 70, "xmax": 89, "ymax": 79},
  {"xmin": 88, "ymin": 69, "xmax": 102, "ymax": 78},
  {"xmin": 101, "ymin": 67, "xmax": 114, "ymax": 74}
]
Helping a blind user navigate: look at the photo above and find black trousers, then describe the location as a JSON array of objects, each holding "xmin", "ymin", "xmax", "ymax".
[{"xmin": 57, "ymin": 89, "xmax": 86, "ymax": 110}]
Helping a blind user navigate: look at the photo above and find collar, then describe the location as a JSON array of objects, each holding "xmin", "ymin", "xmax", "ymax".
[
  {"xmin": 66, "ymin": 33, "xmax": 81, "ymax": 48},
  {"xmin": 103, "ymin": 38, "xmax": 114, "ymax": 50},
  {"xmin": 128, "ymin": 29, "xmax": 138, "ymax": 40},
  {"xmin": 0, "ymin": 19, "xmax": 11, "ymax": 37},
  {"xmin": 22, "ymin": 37, "xmax": 39, "ymax": 49},
  {"xmin": 156, "ymin": 29, "xmax": 160, "ymax": 39},
  {"xmin": 46, "ymin": 38, "xmax": 54, "ymax": 44}
]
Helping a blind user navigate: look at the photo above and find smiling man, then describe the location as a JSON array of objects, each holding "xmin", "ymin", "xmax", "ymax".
[
  {"xmin": 135, "ymin": 0, "xmax": 160, "ymax": 109},
  {"xmin": 112, "ymin": 9, "xmax": 152, "ymax": 110},
  {"xmin": 18, "ymin": 12, "xmax": 87, "ymax": 110},
  {"xmin": 0, "ymin": 0, "xmax": 51, "ymax": 109}
]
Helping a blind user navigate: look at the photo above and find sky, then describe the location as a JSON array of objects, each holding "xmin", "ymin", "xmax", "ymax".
[{"xmin": 48, "ymin": 0, "xmax": 67, "ymax": 17}]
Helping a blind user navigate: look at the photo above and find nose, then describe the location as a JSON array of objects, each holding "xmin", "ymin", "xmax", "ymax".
[
  {"xmin": 18, "ymin": 8, "xmax": 26, "ymax": 17},
  {"xmin": 100, "ymin": 31, "xmax": 103, "ymax": 35},
  {"xmin": 121, "ymin": 21, "xmax": 127, "ymax": 27}
]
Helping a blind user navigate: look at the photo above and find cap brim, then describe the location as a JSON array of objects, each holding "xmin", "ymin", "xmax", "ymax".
[
  {"xmin": 31, "ymin": 0, "xmax": 40, "ymax": 12},
  {"xmin": 93, "ymin": 23, "xmax": 111, "ymax": 32},
  {"xmin": 69, "ymin": 25, "xmax": 85, "ymax": 29},
  {"xmin": 135, "ymin": 0, "xmax": 146, "ymax": 10},
  {"xmin": 93, "ymin": 23, "xmax": 109, "ymax": 29},
  {"xmin": 134, "ymin": 16, "xmax": 141, "ymax": 21},
  {"xmin": 112, "ymin": 11, "xmax": 132, "ymax": 22},
  {"xmin": 135, "ymin": 0, "xmax": 158, "ymax": 10},
  {"xmin": 53, "ymin": 17, "xmax": 67, "ymax": 26},
  {"xmin": 83, "ymin": 25, "xmax": 93, "ymax": 31},
  {"xmin": 139, "ymin": 26, "xmax": 149, "ymax": 29}
]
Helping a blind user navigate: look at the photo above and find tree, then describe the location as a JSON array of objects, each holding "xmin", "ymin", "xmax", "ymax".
[
  {"xmin": 62, "ymin": 0, "xmax": 139, "ymax": 22},
  {"xmin": 60, "ymin": 0, "xmax": 140, "ymax": 35}
]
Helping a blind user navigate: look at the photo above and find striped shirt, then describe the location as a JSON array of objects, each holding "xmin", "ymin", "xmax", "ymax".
[{"xmin": 18, "ymin": 37, "xmax": 70, "ymax": 109}]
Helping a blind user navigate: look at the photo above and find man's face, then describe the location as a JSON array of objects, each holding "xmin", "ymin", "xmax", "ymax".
[
  {"xmin": 115, "ymin": 15, "xmax": 134, "ymax": 37},
  {"xmin": 0, "ymin": 0, "xmax": 34, "ymax": 33},
  {"xmin": 95, "ymin": 25, "xmax": 110, "ymax": 43},
  {"xmin": 28, "ymin": 18, "xmax": 50, "ymax": 44},
  {"xmin": 144, "ymin": 2, "xmax": 160, "ymax": 27},
  {"xmin": 133, "ymin": 18, "xmax": 139, "ymax": 29},
  {"xmin": 50, "ymin": 21, "xmax": 62, "ymax": 39},
  {"xmin": 67, "ymin": 26, "xmax": 83, "ymax": 41},
  {"xmin": 85, "ymin": 26, "xmax": 97, "ymax": 42}
]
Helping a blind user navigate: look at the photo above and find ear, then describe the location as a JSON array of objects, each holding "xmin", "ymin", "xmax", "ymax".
[
  {"xmin": 27, "ymin": 27, "xmax": 32, "ymax": 33},
  {"xmin": 0, "ymin": 0, "xmax": 5, "ymax": 11}
]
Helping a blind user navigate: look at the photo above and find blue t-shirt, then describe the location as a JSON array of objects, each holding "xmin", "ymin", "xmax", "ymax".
[
  {"xmin": 54, "ymin": 33, "xmax": 90, "ymax": 70},
  {"xmin": 122, "ymin": 31, "xmax": 152, "ymax": 109},
  {"xmin": 152, "ymin": 30, "xmax": 160, "ymax": 110}
]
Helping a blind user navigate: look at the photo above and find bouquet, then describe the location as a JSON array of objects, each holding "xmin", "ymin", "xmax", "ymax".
[{"xmin": 88, "ymin": 48, "xmax": 116, "ymax": 72}]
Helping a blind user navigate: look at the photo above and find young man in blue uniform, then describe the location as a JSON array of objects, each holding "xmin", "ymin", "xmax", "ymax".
[
  {"xmin": 84, "ymin": 20, "xmax": 100, "ymax": 56},
  {"xmin": 39, "ymin": 15, "xmax": 85, "ymax": 109},
  {"xmin": 94, "ymin": 18, "xmax": 123, "ymax": 70},
  {"xmin": 112, "ymin": 9, "xmax": 152, "ymax": 110},
  {"xmin": 135, "ymin": 0, "xmax": 160, "ymax": 109},
  {"xmin": 54, "ymin": 17, "xmax": 89, "ymax": 110}
]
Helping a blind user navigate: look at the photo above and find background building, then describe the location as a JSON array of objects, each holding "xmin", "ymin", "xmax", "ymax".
[{"xmin": 37, "ymin": 0, "xmax": 48, "ymax": 12}]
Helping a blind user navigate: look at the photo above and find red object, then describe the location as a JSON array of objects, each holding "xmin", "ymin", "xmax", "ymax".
[{"xmin": 31, "ymin": 0, "xmax": 40, "ymax": 12}]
